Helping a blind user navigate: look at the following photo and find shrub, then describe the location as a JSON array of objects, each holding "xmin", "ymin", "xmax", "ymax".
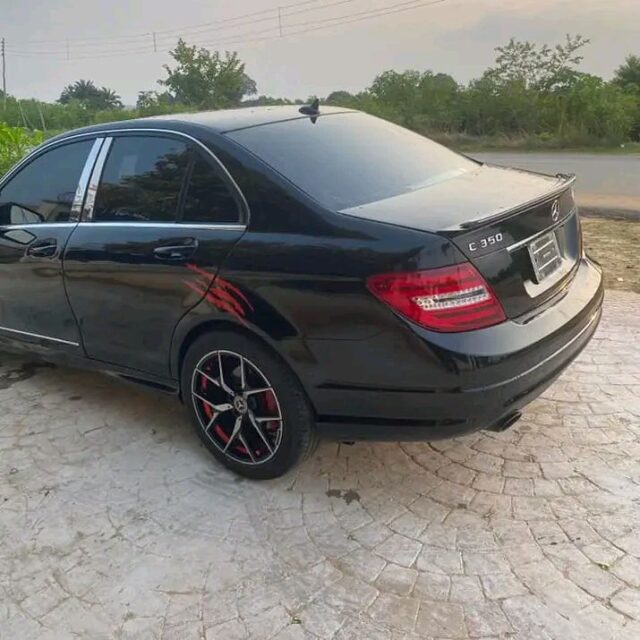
[{"xmin": 0, "ymin": 123, "xmax": 44, "ymax": 177}]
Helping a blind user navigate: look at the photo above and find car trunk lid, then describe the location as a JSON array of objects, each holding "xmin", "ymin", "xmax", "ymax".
[{"xmin": 340, "ymin": 164, "xmax": 581, "ymax": 319}]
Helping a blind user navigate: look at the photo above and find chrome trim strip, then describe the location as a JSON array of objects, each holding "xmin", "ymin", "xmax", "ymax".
[
  {"xmin": 0, "ymin": 127, "xmax": 250, "ymax": 225},
  {"xmin": 0, "ymin": 325, "xmax": 79, "ymax": 347},
  {"xmin": 76, "ymin": 222, "xmax": 246, "ymax": 231},
  {"xmin": 507, "ymin": 208, "xmax": 577, "ymax": 253},
  {"xmin": 83, "ymin": 138, "xmax": 112, "ymax": 221},
  {"xmin": 0, "ymin": 222, "xmax": 78, "ymax": 230},
  {"xmin": 70, "ymin": 138, "xmax": 104, "ymax": 221}
]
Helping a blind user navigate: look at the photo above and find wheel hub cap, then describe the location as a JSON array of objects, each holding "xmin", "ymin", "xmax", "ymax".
[{"xmin": 233, "ymin": 395, "xmax": 248, "ymax": 414}]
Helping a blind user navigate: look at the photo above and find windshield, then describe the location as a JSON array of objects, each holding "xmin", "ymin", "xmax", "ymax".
[{"xmin": 226, "ymin": 112, "xmax": 477, "ymax": 210}]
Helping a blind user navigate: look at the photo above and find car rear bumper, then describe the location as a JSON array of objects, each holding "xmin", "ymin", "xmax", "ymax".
[{"xmin": 307, "ymin": 257, "xmax": 603, "ymax": 441}]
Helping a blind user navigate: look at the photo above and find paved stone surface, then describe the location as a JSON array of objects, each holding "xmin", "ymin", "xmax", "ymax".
[{"xmin": 1, "ymin": 290, "xmax": 639, "ymax": 639}]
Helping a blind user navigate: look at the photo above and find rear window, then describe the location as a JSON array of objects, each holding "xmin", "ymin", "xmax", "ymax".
[{"xmin": 227, "ymin": 112, "xmax": 476, "ymax": 210}]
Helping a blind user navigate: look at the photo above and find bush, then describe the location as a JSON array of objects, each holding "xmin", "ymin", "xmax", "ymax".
[{"xmin": 0, "ymin": 123, "xmax": 44, "ymax": 177}]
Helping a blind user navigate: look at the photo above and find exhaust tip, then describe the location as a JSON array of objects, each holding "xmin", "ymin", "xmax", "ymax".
[{"xmin": 487, "ymin": 411, "xmax": 522, "ymax": 432}]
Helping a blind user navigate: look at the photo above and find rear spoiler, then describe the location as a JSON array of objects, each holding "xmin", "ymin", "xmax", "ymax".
[{"xmin": 460, "ymin": 172, "xmax": 576, "ymax": 230}]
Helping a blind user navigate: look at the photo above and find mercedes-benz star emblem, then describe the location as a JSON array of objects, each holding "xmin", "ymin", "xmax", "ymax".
[{"xmin": 551, "ymin": 199, "xmax": 560, "ymax": 222}]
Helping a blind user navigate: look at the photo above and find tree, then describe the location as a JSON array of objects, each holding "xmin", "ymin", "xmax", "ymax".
[
  {"xmin": 136, "ymin": 90, "xmax": 178, "ymax": 110},
  {"xmin": 613, "ymin": 55, "xmax": 640, "ymax": 92},
  {"xmin": 58, "ymin": 80, "xmax": 123, "ymax": 110},
  {"xmin": 486, "ymin": 34, "xmax": 590, "ymax": 91},
  {"xmin": 325, "ymin": 91, "xmax": 355, "ymax": 106},
  {"xmin": 159, "ymin": 40, "xmax": 257, "ymax": 109}
]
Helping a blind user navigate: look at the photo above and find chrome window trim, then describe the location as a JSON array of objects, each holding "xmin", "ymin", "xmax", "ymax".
[
  {"xmin": 0, "ymin": 325, "xmax": 79, "ymax": 347},
  {"xmin": 0, "ymin": 135, "xmax": 98, "ymax": 191},
  {"xmin": 82, "ymin": 137, "xmax": 113, "ymax": 221},
  {"xmin": 70, "ymin": 138, "xmax": 104, "ymax": 221},
  {"xmin": 1, "ymin": 127, "xmax": 250, "ymax": 225},
  {"xmin": 77, "ymin": 222, "xmax": 246, "ymax": 231},
  {"xmin": 507, "ymin": 208, "xmax": 577, "ymax": 253},
  {"xmin": 0, "ymin": 222, "xmax": 79, "ymax": 230},
  {"xmin": 59, "ymin": 127, "xmax": 250, "ymax": 225},
  {"xmin": 0, "ymin": 221, "xmax": 246, "ymax": 231}
]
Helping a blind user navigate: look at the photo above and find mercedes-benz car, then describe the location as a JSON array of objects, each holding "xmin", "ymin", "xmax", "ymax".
[{"xmin": 0, "ymin": 105, "xmax": 603, "ymax": 478}]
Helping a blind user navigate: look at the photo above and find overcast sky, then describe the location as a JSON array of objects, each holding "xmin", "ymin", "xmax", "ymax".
[{"xmin": 1, "ymin": 0, "xmax": 639, "ymax": 105}]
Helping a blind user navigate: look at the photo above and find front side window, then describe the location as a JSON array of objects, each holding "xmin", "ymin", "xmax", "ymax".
[
  {"xmin": 94, "ymin": 136, "xmax": 190, "ymax": 222},
  {"xmin": 0, "ymin": 140, "xmax": 93, "ymax": 224},
  {"xmin": 181, "ymin": 153, "xmax": 240, "ymax": 224}
]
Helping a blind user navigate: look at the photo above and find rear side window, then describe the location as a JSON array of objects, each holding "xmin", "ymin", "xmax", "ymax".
[
  {"xmin": 94, "ymin": 136, "xmax": 190, "ymax": 222},
  {"xmin": 181, "ymin": 153, "xmax": 240, "ymax": 224},
  {"xmin": 227, "ymin": 112, "xmax": 476, "ymax": 210},
  {"xmin": 0, "ymin": 140, "xmax": 93, "ymax": 224}
]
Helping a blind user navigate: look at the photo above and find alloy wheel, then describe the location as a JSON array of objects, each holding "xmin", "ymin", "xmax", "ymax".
[{"xmin": 191, "ymin": 350, "xmax": 283, "ymax": 465}]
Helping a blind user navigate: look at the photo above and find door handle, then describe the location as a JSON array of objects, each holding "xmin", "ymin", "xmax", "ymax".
[
  {"xmin": 153, "ymin": 239, "xmax": 198, "ymax": 262},
  {"xmin": 26, "ymin": 240, "xmax": 58, "ymax": 258}
]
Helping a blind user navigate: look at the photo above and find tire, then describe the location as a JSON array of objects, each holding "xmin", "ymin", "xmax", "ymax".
[{"xmin": 181, "ymin": 330, "xmax": 317, "ymax": 480}]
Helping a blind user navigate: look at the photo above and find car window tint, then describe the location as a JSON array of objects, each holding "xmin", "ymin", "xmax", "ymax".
[
  {"xmin": 0, "ymin": 140, "xmax": 93, "ymax": 224},
  {"xmin": 94, "ymin": 136, "xmax": 189, "ymax": 222},
  {"xmin": 227, "ymin": 112, "xmax": 477, "ymax": 210},
  {"xmin": 182, "ymin": 153, "xmax": 240, "ymax": 224}
]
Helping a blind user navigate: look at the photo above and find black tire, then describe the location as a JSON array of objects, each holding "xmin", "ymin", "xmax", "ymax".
[{"xmin": 181, "ymin": 330, "xmax": 317, "ymax": 480}]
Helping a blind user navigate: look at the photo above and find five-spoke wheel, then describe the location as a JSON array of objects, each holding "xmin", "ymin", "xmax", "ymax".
[
  {"xmin": 192, "ymin": 350, "xmax": 283, "ymax": 465},
  {"xmin": 182, "ymin": 331, "xmax": 317, "ymax": 479}
]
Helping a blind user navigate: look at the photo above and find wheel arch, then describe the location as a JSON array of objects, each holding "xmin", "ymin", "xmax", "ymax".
[{"xmin": 172, "ymin": 316, "xmax": 316, "ymax": 414}]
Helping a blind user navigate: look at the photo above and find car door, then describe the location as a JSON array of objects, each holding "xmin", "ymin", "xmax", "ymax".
[
  {"xmin": 0, "ymin": 137, "xmax": 101, "ymax": 351},
  {"xmin": 63, "ymin": 132, "xmax": 247, "ymax": 378}
]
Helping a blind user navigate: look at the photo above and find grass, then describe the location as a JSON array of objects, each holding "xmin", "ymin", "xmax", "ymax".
[
  {"xmin": 581, "ymin": 217, "xmax": 640, "ymax": 293},
  {"xmin": 429, "ymin": 132, "xmax": 640, "ymax": 154}
]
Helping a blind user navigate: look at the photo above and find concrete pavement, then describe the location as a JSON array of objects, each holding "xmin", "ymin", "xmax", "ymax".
[{"xmin": 1, "ymin": 291, "xmax": 639, "ymax": 639}]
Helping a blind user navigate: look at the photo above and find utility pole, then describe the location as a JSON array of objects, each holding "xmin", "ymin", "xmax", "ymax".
[
  {"xmin": 152, "ymin": 32, "xmax": 157, "ymax": 53},
  {"xmin": 278, "ymin": 7, "xmax": 283, "ymax": 37},
  {"xmin": 1, "ymin": 38, "xmax": 6, "ymax": 110}
]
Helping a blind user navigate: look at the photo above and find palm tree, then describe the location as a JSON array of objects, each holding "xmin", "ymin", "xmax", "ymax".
[{"xmin": 58, "ymin": 80, "xmax": 123, "ymax": 110}]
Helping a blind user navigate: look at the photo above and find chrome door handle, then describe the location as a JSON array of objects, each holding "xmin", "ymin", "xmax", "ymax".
[
  {"xmin": 153, "ymin": 240, "xmax": 198, "ymax": 262},
  {"xmin": 26, "ymin": 241, "xmax": 58, "ymax": 258}
]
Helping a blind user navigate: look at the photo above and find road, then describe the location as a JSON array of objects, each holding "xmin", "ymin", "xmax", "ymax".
[
  {"xmin": 2, "ymin": 290, "xmax": 640, "ymax": 639},
  {"xmin": 472, "ymin": 152, "xmax": 640, "ymax": 213}
]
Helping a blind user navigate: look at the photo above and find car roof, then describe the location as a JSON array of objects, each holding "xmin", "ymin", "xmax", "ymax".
[{"xmin": 49, "ymin": 105, "xmax": 356, "ymax": 142}]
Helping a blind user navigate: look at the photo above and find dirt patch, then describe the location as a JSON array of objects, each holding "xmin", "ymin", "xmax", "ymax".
[{"xmin": 581, "ymin": 217, "xmax": 640, "ymax": 293}]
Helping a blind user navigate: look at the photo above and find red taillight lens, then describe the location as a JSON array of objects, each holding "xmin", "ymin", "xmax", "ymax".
[{"xmin": 366, "ymin": 263, "xmax": 506, "ymax": 332}]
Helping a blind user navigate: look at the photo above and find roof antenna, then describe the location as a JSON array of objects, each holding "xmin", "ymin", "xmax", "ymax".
[{"xmin": 299, "ymin": 98, "xmax": 320, "ymax": 123}]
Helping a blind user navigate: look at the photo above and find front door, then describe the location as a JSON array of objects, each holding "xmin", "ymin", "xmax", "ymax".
[
  {"xmin": 63, "ymin": 133, "xmax": 246, "ymax": 378},
  {"xmin": 0, "ymin": 138, "xmax": 99, "ymax": 351}
]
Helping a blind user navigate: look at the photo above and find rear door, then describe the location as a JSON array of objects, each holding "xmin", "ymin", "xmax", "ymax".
[
  {"xmin": 63, "ymin": 132, "xmax": 246, "ymax": 377},
  {"xmin": 0, "ymin": 138, "xmax": 99, "ymax": 351}
]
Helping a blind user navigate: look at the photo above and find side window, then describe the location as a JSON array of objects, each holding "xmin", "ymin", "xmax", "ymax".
[
  {"xmin": 93, "ymin": 136, "xmax": 190, "ymax": 222},
  {"xmin": 181, "ymin": 152, "xmax": 240, "ymax": 224},
  {"xmin": 0, "ymin": 140, "xmax": 93, "ymax": 224}
]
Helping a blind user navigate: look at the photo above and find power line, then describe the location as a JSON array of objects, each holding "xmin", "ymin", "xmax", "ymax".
[
  {"xmin": 5, "ymin": 0, "xmax": 451, "ymax": 60},
  {"xmin": 5, "ymin": 0, "xmax": 357, "ymax": 51}
]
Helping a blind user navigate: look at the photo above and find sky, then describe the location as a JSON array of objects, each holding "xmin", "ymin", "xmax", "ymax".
[{"xmin": 1, "ymin": 0, "xmax": 639, "ymax": 105}]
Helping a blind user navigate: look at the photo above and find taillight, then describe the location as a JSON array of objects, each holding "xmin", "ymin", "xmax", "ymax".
[{"xmin": 366, "ymin": 263, "xmax": 506, "ymax": 332}]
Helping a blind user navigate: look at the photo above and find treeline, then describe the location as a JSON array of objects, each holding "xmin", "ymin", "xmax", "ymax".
[{"xmin": 1, "ymin": 35, "xmax": 639, "ymax": 149}]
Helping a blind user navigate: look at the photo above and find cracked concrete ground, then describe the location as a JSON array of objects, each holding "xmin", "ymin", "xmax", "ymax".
[{"xmin": 1, "ymin": 290, "xmax": 639, "ymax": 640}]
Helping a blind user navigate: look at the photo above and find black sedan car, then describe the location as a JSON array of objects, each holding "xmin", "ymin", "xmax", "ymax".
[{"xmin": 0, "ymin": 105, "xmax": 603, "ymax": 478}]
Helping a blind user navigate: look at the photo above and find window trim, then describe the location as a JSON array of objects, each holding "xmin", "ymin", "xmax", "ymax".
[
  {"xmin": 78, "ymin": 129, "xmax": 248, "ymax": 227},
  {"xmin": 0, "ymin": 137, "xmax": 103, "ymax": 226},
  {"xmin": 1, "ymin": 127, "xmax": 249, "ymax": 230}
]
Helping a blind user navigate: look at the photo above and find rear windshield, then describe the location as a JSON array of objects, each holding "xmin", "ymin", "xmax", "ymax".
[{"xmin": 227, "ymin": 112, "xmax": 476, "ymax": 210}]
